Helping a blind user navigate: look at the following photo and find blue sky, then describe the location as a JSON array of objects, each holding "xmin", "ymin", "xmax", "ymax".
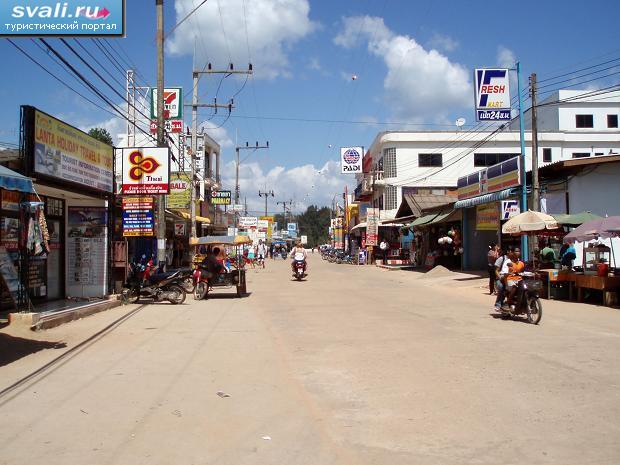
[{"xmin": 1, "ymin": 0, "xmax": 619, "ymax": 213}]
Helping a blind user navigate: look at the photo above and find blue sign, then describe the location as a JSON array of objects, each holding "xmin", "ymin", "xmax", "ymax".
[
  {"xmin": 474, "ymin": 68, "xmax": 512, "ymax": 121},
  {"xmin": 287, "ymin": 223, "xmax": 297, "ymax": 232},
  {"xmin": 0, "ymin": 0, "xmax": 125, "ymax": 37}
]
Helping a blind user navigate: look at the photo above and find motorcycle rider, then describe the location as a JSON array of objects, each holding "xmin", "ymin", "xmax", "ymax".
[
  {"xmin": 505, "ymin": 248, "xmax": 525, "ymax": 309},
  {"xmin": 290, "ymin": 240, "xmax": 308, "ymax": 272}
]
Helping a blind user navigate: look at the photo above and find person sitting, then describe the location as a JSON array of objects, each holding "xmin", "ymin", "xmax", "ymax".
[
  {"xmin": 202, "ymin": 247, "xmax": 224, "ymax": 276},
  {"xmin": 505, "ymin": 248, "xmax": 525, "ymax": 308}
]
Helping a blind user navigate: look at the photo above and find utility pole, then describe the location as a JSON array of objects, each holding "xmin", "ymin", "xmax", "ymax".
[
  {"xmin": 277, "ymin": 199, "xmax": 292, "ymax": 227},
  {"xmin": 234, "ymin": 141, "xmax": 269, "ymax": 226},
  {"xmin": 530, "ymin": 73, "xmax": 540, "ymax": 213},
  {"xmin": 155, "ymin": 0, "xmax": 166, "ymax": 267},
  {"xmin": 258, "ymin": 189, "xmax": 274, "ymax": 217},
  {"xmin": 516, "ymin": 61, "xmax": 529, "ymax": 262}
]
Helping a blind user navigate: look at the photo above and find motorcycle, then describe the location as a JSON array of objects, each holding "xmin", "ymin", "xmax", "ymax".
[
  {"xmin": 496, "ymin": 272, "xmax": 543, "ymax": 324},
  {"xmin": 292, "ymin": 258, "xmax": 307, "ymax": 281},
  {"xmin": 121, "ymin": 258, "xmax": 187, "ymax": 305}
]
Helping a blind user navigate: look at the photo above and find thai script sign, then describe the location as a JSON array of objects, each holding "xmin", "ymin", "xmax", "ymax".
[
  {"xmin": 210, "ymin": 190, "xmax": 232, "ymax": 205},
  {"xmin": 121, "ymin": 147, "xmax": 170, "ymax": 195},
  {"xmin": 474, "ymin": 68, "xmax": 511, "ymax": 121},
  {"xmin": 122, "ymin": 197, "xmax": 154, "ymax": 237}
]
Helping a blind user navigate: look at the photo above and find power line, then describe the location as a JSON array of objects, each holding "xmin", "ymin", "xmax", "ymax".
[{"xmin": 164, "ymin": 0, "xmax": 209, "ymax": 40}]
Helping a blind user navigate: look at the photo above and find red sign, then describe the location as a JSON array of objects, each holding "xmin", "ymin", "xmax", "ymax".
[{"xmin": 150, "ymin": 119, "xmax": 183, "ymax": 134}]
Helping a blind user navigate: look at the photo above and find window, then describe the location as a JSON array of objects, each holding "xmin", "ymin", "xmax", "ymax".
[
  {"xmin": 473, "ymin": 153, "xmax": 519, "ymax": 167},
  {"xmin": 572, "ymin": 152, "xmax": 590, "ymax": 159},
  {"xmin": 385, "ymin": 185, "xmax": 398, "ymax": 210},
  {"xmin": 418, "ymin": 153, "xmax": 443, "ymax": 167},
  {"xmin": 595, "ymin": 152, "xmax": 605, "ymax": 156},
  {"xmin": 383, "ymin": 147, "xmax": 397, "ymax": 178},
  {"xmin": 45, "ymin": 197, "xmax": 64, "ymax": 216},
  {"xmin": 608, "ymin": 114, "xmax": 618, "ymax": 128},
  {"xmin": 542, "ymin": 148, "xmax": 552, "ymax": 163},
  {"xmin": 575, "ymin": 114, "xmax": 593, "ymax": 128}
]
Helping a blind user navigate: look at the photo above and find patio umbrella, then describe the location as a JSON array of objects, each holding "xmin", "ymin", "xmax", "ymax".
[
  {"xmin": 502, "ymin": 210, "xmax": 560, "ymax": 235},
  {"xmin": 564, "ymin": 216, "xmax": 620, "ymax": 242},
  {"xmin": 552, "ymin": 211, "xmax": 601, "ymax": 226}
]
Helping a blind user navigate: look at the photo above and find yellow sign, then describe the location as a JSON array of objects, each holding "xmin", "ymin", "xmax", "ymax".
[
  {"xmin": 167, "ymin": 172, "xmax": 191, "ymax": 209},
  {"xmin": 33, "ymin": 110, "xmax": 114, "ymax": 193},
  {"xmin": 476, "ymin": 203, "xmax": 499, "ymax": 230},
  {"xmin": 260, "ymin": 216, "xmax": 275, "ymax": 239}
]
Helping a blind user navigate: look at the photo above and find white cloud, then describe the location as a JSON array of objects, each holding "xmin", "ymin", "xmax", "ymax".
[
  {"xmin": 334, "ymin": 16, "xmax": 471, "ymax": 123},
  {"xmin": 497, "ymin": 46, "xmax": 516, "ymax": 69},
  {"xmin": 220, "ymin": 159, "xmax": 354, "ymax": 213},
  {"xmin": 308, "ymin": 57, "xmax": 321, "ymax": 71},
  {"xmin": 168, "ymin": 0, "xmax": 316, "ymax": 80},
  {"xmin": 200, "ymin": 123, "xmax": 234, "ymax": 149},
  {"xmin": 427, "ymin": 33, "xmax": 459, "ymax": 53}
]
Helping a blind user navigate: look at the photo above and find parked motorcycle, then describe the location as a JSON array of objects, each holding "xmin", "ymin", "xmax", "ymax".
[
  {"xmin": 496, "ymin": 272, "xmax": 543, "ymax": 324},
  {"xmin": 121, "ymin": 259, "xmax": 187, "ymax": 305}
]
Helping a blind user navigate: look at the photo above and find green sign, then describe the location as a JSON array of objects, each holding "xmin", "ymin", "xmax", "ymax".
[{"xmin": 150, "ymin": 87, "xmax": 183, "ymax": 120}]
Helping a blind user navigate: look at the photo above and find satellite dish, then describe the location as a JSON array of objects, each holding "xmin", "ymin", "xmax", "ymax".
[{"xmin": 455, "ymin": 117, "xmax": 466, "ymax": 128}]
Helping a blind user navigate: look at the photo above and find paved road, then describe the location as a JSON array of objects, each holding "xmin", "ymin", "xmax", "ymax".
[{"xmin": 1, "ymin": 256, "xmax": 619, "ymax": 465}]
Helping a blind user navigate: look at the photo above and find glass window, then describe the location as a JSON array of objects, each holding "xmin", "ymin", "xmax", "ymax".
[
  {"xmin": 383, "ymin": 148, "xmax": 397, "ymax": 178},
  {"xmin": 542, "ymin": 148, "xmax": 552, "ymax": 163},
  {"xmin": 575, "ymin": 114, "xmax": 593, "ymax": 128},
  {"xmin": 418, "ymin": 153, "xmax": 443, "ymax": 167},
  {"xmin": 385, "ymin": 185, "xmax": 398, "ymax": 210},
  {"xmin": 572, "ymin": 152, "xmax": 590, "ymax": 159},
  {"xmin": 608, "ymin": 114, "xmax": 618, "ymax": 128},
  {"xmin": 473, "ymin": 153, "xmax": 519, "ymax": 167}
]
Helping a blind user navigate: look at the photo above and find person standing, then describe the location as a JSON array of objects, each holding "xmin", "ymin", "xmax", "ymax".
[
  {"xmin": 257, "ymin": 240, "xmax": 267, "ymax": 269},
  {"xmin": 379, "ymin": 239, "xmax": 389, "ymax": 265},
  {"xmin": 487, "ymin": 243, "xmax": 500, "ymax": 295}
]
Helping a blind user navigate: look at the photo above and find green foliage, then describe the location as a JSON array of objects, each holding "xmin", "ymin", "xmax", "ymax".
[
  {"xmin": 88, "ymin": 127, "xmax": 114, "ymax": 146},
  {"xmin": 297, "ymin": 205, "xmax": 332, "ymax": 247}
]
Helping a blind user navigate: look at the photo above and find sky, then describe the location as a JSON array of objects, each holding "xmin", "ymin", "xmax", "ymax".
[{"xmin": 1, "ymin": 0, "xmax": 620, "ymax": 215}]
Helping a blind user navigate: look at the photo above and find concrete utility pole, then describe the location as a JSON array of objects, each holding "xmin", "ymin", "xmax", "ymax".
[
  {"xmin": 277, "ymin": 199, "xmax": 292, "ymax": 227},
  {"xmin": 155, "ymin": 0, "xmax": 166, "ymax": 266},
  {"xmin": 258, "ymin": 189, "xmax": 274, "ymax": 217},
  {"xmin": 530, "ymin": 73, "xmax": 540, "ymax": 213},
  {"xmin": 234, "ymin": 141, "xmax": 269, "ymax": 227}
]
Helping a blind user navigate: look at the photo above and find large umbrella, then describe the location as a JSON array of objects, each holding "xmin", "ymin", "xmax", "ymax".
[
  {"xmin": 502, "ymin": 210, "xmax": 560, "ymax": 235},
  {"xmin": 564, "ymin": 216, "xmax": 620, "ymax": 242},
  {"xmin": 552, "ymin": 211, "xmax": 601, "ymax": 226}
]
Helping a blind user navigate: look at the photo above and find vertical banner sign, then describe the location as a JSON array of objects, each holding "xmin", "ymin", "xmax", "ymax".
[
  {"xmin": 122, "ymin": 197, "xmax": 154, "ymax": 236},
  {"xmin": 167, "ymin": 173, "xmax": 191, "ymax": 209},
  {"xmin": 341, "ymin": 146, "xmax": 363, "ymax": 174},
  {"xmin": 121, "ymin": 147, "xmax": 170, "ymax": 194},
  {"xmin": 287, "ymin": 223, "xmax": 297, "ymax": 239},
  {"xmin": 474, "ymin": 68, "xmax": 511, "ymax": 121},
  {"xmin": 0, "ymin": 1, "xmax": 126, "ymax": 37},
  {"xmin": 150, "ymin": 87, "xmax": 183, "ymax": 133},
  {"xmin": 366, "ymin": 208, "xmax": 379, "ymax": 246}
]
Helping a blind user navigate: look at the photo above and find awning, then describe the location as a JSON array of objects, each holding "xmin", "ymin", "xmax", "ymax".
[
  {"xmin": 407, "ymin": 213, "xmax": 439, "ymax": 227},
  {"xmin": 169, "ymin": 210, "xmax": 211, "ymax": 224},
  {"xmin": 0, "ymin": 165, "xmax": 35, "ymax": 193},
  {"xmin": 453, "ymin": 188, "xmax": 513, "ymax": 209},
  {"xmin": 351, "ymin": 221, "xmax": 403, "ymax": 231},
  {"xmin": 552, "ymin": 211, "xmax": 601, "ymax": 226},
  {"xmin": 351, "ymin": 222, "xmax": 366, "ymax": 231},
  {"xmin": 429, "ymin": 209, "xmax": 462, "ymax": 224}
]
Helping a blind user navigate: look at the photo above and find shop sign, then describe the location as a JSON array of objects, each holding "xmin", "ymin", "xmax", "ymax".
[
  {"xmin": 33, "ymin": 109, "xmax": 114, "ymax": 193},
  {"xmin": 501, "ymin": 200, "xmax": 520, "ymax": 220},
  {"xmin": 257, "ymin": 219, "xmax": 269, "ymax": 229},
  {"xmin": 474, "ymin": 68, "xmax": 511, "ymax": 121},
  {"xmin": 149, "ymin": 119, "xmax": 183, "ymax": 134},
  {"xmin": 239, "ymin": 216, "xmax": 258, "ymax": 228},
  {"xmin": 167, "ymin": 172, "xmax": 191, "ymax": 209},
  {"xmin": 340, "ymin": 146, "xmax": 363, "ymax": 174},
  {"xmin": 1, "ymin": 190, "xmax": 20, "ymax": 211},
  {"xmin": 366, "ymin": 208, "xmax": 379, "ymax": 246},
  {"xmin": 476, "ymin": 204, "xmax": 500, "ymax": 231},
  {"xmin": 301, "ymin": 235, "xmax": 308, "ymax": 245},
  {"xmin": 174, "ymin": 222, "xmax": 186, "ymax": 236},
  {"xmin": 457, "ymin": 156, "xmax": 521, "ymax": 200},
  {"xmin": 122, "ymin": 197, "xmax": 154, "ymax": 237},
  {"xmin": 0, "ymin": 1, "xmax": 126, "ymax": 37},
  {"xmin": 210, "ymin": 190, "xmax": 232, "ymax": 205},
  {"xmin": 1, "ymin": 217, "xmax": 19, "ymax": 249},
  {"xmin": 227, "ymin": 227, "xmax": 237, "ymax": 236},
  {"xmin": 257, "ymin": 231, "xmax": 267, "ymax": 240},
  {"xmin": 121, "ymin": 147, "xmax": 170, "ymax": 195},
  {"xmin": 150, "ymin": 87, "xmax": 183, "ymax": 120},
  {"xmin": 232, "ymin": 204, "xmax": 244, "ymax": 212}
]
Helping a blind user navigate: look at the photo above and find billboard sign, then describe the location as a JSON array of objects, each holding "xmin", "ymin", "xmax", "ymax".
[
  {"xmin": 301, "ymin": 235, "xmax": 308, "ymax": 245},
  {"xmin": 174, "ymin": 222, "xmax": 186, "ymax": 236},
  {"xmin": 149, "ymin": 119, "xmax": 183, "ymax": 134},
  {"xmin": 232, "ymin": 204, "xmax": 244, "ymax": 212},
  {"xmin": 0, "ymin": 1, "xmax": 126, "ymax": 37},
  {"xmin": 340, "ymin": 146, "xmax": 363, "ymax": 174},
  {"xmin": 122, "ymin": 197, "xmax": 154, "ymax": 237},
  {"xmin": 121, "ymin": 147, "xmax": 170, "ymax": 195},
  {"xmin": 32, "ymin": 109, "xmax": 114, "ymax": 193},
  {"xmin": 150, "ymin": 87, "xmax": 183, "ymax": 120},
  {"xmin": 167, "ymin": 173, "xmax": 191, "ymax": 209},
  {"xmin": 210, "ymin": 190, "xmax": 232, "ymax": 205},
  {"xmin": 474, "ymin": 68, "xmax": 511, "ymax": 121},
  {"xmin": 457, "ymin": 156, "xmax": 521, "ymax": 200},
  {"xmin": 501, "ymin": 200, "xmax": 520, "ymax": 220},
  {"xmin": 476, "ymin": 204, "xmax": 500, "ymax": 231},
  {"xmin": 366, "ymin": 208, "xmax": 379, "ymax": 246},
  {"xmin": 257, "ymin": 219, "xmax": 269, "ymax": 229},
  {"xmin": 239, "ymin": 216, "xmax": 258, "ymax": 228}
]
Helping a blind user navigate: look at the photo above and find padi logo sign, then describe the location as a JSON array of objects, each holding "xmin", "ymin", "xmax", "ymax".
[
  {"xmin": 1, "ymin": 1, "xmax": 125, "ymax": 37},
  {"xmin": 474, "ymin": 68, "xmax": 512, "ymax": 121},
  {"xmin": 340, "ymin": 146, "xmax": 363, "ymax": 174}
]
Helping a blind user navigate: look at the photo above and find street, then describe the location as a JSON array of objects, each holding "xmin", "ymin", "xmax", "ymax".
[{"xmin": 1, "ymin": 256, "xmax": 620, "ymax": 465}]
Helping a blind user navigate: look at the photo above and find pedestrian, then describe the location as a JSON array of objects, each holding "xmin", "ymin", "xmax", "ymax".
[
  {"xmin": 487, "ymin": 242, "xmax": 500, "ymax": 295},
  {"xmin": 379, "ymin": 239, "xmax": 389, "ymax": 265},
  {"xmin": 257, "ymin": 239, "xmax": 267, "ymax": 269}
]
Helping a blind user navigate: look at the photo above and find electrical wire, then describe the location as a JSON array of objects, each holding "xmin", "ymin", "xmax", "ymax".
[{"xmin": 164, "ymin": 0, "xmax": 209, "ymax": 41}]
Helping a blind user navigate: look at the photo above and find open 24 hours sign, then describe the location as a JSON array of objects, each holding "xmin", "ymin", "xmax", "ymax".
[{"xmin": 121, "ymin": 147, "xmax": 170, "ymax": 195}]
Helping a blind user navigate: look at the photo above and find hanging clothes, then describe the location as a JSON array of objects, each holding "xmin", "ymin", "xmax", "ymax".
[{"xmin": 37, "ymin": 208, "xmax": 51, "ymax": 254}]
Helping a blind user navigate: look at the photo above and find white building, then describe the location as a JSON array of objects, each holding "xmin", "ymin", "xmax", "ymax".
[{"xmin": 356, "ymin": 89, "xmax": 620, "ymax": 219}]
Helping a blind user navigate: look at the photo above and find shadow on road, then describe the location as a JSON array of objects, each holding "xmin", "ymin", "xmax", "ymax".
[
  {"xmin": 489, "ymin": 313, "xmax": 531, "ymax": 324},
  {"xmin": 0, "ymin": 333, "xmax": 67, "ymax": 367}
]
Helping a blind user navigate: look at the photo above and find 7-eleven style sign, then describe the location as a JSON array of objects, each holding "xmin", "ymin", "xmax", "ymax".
[{"xmin": 150, "ymin": 87, "xmax": 183, "ymax": 120}]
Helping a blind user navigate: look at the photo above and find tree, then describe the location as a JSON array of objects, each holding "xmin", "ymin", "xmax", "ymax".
[
  {"xmin": 296, "ymin": 205, "xmax": 332, "ymax": 247},
  {"xmin": 88, "ymin": 127, "xmax": 114, "ymax": 146}
]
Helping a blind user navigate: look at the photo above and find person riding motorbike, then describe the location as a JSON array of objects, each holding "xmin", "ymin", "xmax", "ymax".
[
  {"xmin": 505, "ymin": 248, "xmax": 525, "ymax": 309},
  {"xmin": 290, "ymin": 240, "xmax": 307, "ymax": 272}
]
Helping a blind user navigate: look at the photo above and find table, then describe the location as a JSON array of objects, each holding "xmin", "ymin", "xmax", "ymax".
[
  {"xmin": 575, "ymin": 274, "xmax": 620, "ymax": 306},
  {"xmin": 538, "ymin": 269, "xmax": 576, "ymax": 300}
]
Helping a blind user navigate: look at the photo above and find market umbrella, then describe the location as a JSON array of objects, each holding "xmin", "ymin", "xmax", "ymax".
[
  {"xmin": 552, "ymin": 211, "xmax": 601, "ymax": 226},
  {"xmin": 502, "ymin": 210, "xmax": 560, "ymax": 235},
  {"xmin": 564, "ymin": 216, "xmax": 620, "ymax": 242}
]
